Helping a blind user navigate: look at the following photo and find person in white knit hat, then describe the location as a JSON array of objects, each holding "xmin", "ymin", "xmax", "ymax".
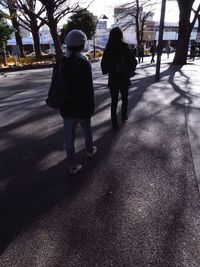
[{"xmin": 59, "ymin": 29, "xmax": 97, "ymax": 174}]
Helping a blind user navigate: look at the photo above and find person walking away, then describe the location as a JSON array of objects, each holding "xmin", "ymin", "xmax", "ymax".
[
  {"xmin": 165, "ymin": 43, "xmax": 171, "ymax": 59},
  {"xmin": 193, "ymin": 44, "xmax": 199, "ymax": 60},
  {"xmin": 150, "ymin": 40, "xmax": 157, "ymax": 63},
  {"xmin": 131, "ymin": 46, "xmax": 137, "ymax": 58},
  {"xmin": 137, "ymin": 43, "xmax": 144, "ymax": 63},
  {"xmin": 101, "ymin": 27, "xmax": 136, "ymax": 130},
  {"xmin": 196, "ymin": 45, "xmax": 200, "ymax": 58},
  {"xmin": 190, "ymin": 42, "xmax": 195, "ymax": 60},
  {"xmin": 60, "ymin": 30, "xmax": 97, "ymax": 174}
]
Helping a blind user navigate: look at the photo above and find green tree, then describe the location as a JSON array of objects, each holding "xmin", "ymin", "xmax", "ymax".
[
  {"xmin": 0, "ymin": 0, "xmax": 25, "ymax": 57},
  {"xmin": 0, "ymin": 11, "xmax": 13, "ymax": 50},
  {"xmin": 60, "ymin": 8, "xmax": 96, "ymax": 44},
  {"xmin": 0, "ymin": 11, "xmax": 13, "ymax": 65}
]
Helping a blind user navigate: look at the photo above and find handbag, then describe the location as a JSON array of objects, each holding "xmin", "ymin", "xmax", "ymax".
[{"xmin": 46, "ymin": 60, "xmax": 70, "ymax": 109}]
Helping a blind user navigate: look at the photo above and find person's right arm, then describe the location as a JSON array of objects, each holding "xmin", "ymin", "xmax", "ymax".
[{"xmin": 101, "ymin": 49, "xmax": 110, "ymax": 74}]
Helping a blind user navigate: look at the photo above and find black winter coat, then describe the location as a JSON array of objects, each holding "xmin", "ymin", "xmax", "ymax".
[
  {"xmin": 59, "ymin": 54, "xmax": 94, "ymax": 119},
  {"xmin": 101, "ymin": 42, "xmax": 136, "ymax": 88}
]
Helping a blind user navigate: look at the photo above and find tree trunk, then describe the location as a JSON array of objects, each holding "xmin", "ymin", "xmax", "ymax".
[
  {"xmin": 140, "ymin": 20, "xmax": 145, "ymax": 43},
  {"xmin": 30, "ymin": 16, "xmax": 42, "ymax": 57},
  {"xmin": 197, "ymin": 15, "xmax": 200, "ymax": 33},
  {"xmin": 48, "ymin": 15, "xmax": 62, "ymax": 59},
  {"xmin": 14, "ymin": 31, "xmax": 24, "ymax": 57},
  {"xmin": 8, "ymin": 5, "xmax": 25, "ymax": 57},
  {"xmin": 172, "ymin": 0, "xmax": 194, "ymax": 65},
  {"xmin": 136, "ymin": 0, "xmax": 140, "ymax": 44},
  {"xmin": 11, "ymin": 17, "xmax": 25, "ymax": 57},
  {"xmin": 2, "ymin": 48, "xmax": 7, "ymax": 66},
  {"xmin": 31, "ymin": 29, "xmax": 42, "ymax": 57}
]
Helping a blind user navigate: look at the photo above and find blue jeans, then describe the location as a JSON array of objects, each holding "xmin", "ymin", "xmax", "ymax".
[{"xmin": 63, "ymin": 118, "xmax": 93, "ymax": 169}]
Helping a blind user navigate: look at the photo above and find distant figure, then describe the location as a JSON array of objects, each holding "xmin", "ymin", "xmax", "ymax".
[
  {"xmin": 137, "ymin": 43, "xmax": 144, "ymax": 63},
  {"xmin": 101, "ymin": 27, "xmax": 137, "ymax": 130},
  {"xmin": 190, "ymin": 43, "xmax": 196, "ymax": 60},
  {"xmin": 193, "ymin": 44, "xmax": 199, "ymax": 60},
  {"xmin": 60, "ymin": 30, "xmax": 97, "ymax": 174},
  {"xmin": 165, "ymin": 44, "xmax": 171, "ymax": 59},
  {"xmin": 196, "ymin": 45, "xmax": 200, "ymax": 58},
  {"xmin": 150, "ymin": 40, "xmax": 157, "ymax": 63},
  {"xmin": 131, "ymin": 46, "xmax": 137, "ymax": 57}
]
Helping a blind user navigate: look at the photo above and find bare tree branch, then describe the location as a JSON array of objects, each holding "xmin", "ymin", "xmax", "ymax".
[{"xmin": 113, "ymin": 0, "xmax": 156, "ymax": 43}]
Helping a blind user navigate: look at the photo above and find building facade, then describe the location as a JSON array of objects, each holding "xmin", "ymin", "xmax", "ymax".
[{"xmin": 113, "ymin": 5, "xmax": 199, "ymax": 47}]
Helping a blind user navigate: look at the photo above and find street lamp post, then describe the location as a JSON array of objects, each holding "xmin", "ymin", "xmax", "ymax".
[
  {"xmin": 155, "ymin": 0, "xmax": 167, "ymax": 81},
  {"xmin": 93, "ymin": 14, "xmax": 108, "ymax": 59}
]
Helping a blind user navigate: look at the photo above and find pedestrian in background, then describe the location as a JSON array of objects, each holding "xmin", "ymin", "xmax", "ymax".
[
  {"xmin": 150, "ymin": 40, "xmax": 157, "ymax": 63},
  {"xmin": 190, "ymin": 42, "xmax": 195, "ymax": 60},
  {"xmin": 137, "ymin": 42, "xmax": 144, "ymax": 63},
  {"xmin": 101, "ymin": 27, "xmax": 136, "ymax": 130},
  {"xmin": 165, "ymin": 43, "xmax": 171, "ymax": 59},
  {"xmin": 131, "ymin": 45, "xmax": 137, "ymax": 57},
  {"xmin": 60, "ymin": 30, "xmax": 97, "ymax": 174},
  {"xmin": 193, "ymin": 44, "xmax": 199, "ymax": 60}
]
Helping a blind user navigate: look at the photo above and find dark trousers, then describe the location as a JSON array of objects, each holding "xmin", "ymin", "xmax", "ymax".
[
  {"xmin": 109, "ymin": 86, "xmax": 128, "ymax": 127},
  {"xmin": 151, "ymin": 53, "xmax": 155, "ymax": 63},
  {"xmin": 138, "ymin": 56, "xmax": 143, "ymax": 63}
]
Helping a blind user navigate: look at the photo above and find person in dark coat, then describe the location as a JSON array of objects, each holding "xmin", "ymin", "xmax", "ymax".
[
  {"xmin": 101, "ymin": 27, "xmax": 136, "ymax": 130},
  {"xmin": 190, "ymin": 42, "xmax": 195, "ymax": 59},
  {"xmin": 150, "ymin": 40, "xmax": 157, "ymax": 63},
  {"xmin": 60, "ymin": 30, "xmax": 97, "ymax": 174},
  {"xmin": 165, "ymin": 43, "xmax": 171, "ymax": 59},
  {"xmin": 137, "ymin": 43, "xmax": 144, "ymax": 63}
]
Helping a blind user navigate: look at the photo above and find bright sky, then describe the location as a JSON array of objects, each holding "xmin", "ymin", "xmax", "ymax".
[{"xmin": 87, "ymin": 0, "xmax": 180, "ymax": 26}]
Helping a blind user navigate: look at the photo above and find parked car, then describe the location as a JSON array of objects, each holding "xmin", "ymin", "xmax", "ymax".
[{"xmin": 85, "ymin": 49, "xmax": 103, "ymax": 59}]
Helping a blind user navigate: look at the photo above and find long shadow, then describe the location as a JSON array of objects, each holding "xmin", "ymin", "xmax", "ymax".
[
  {"xmin": 0, "ymin": 106, "xmax": 122, "ymax": 254},
  {"xmin": 160, "ymin": 65, "xmax": 194, "ymax": 109},
  {"xmin": 126, "ymin": 64, "xmax": 194, "ymax": 120},
  {"xmin": 0, "ymin": 62, "xmax": 198, "ymax": 265}
]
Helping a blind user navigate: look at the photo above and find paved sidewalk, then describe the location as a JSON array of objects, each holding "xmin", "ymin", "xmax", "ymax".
[
  {"xmin": 0, "ymin": 54, "xmax": 200, "ymax": 266},
  {"xmin": 183, "ymin": 60, "xmax": 200, "ymax": 193},
  {"xmin": 137, "ymin": 54, "xmax": 200, "ymax": 193}
]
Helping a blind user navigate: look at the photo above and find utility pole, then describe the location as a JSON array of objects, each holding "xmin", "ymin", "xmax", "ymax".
[
  {"xmin": 155, "ymin": 0, "xmax": 167, "ymax": 81},
  {"xmin": 93, "ymin": 14, "xmax": 108, "ymax": 59}
]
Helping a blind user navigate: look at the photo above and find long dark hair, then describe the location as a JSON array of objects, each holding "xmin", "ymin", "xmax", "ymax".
[{"xmin": 106, "ymin": 27, "xmax": 124, "ymax": 50}]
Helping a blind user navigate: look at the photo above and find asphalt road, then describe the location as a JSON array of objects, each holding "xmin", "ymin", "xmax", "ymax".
[{"xmin": 0, "ymin": 59, "xmax": 200, "ymax": 266}]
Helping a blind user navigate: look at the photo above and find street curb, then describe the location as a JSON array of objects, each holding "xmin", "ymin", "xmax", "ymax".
[
  {"xmin": 0, "ymin": 63, "xmax": 54, "ymax": 73},
  {"xmin": 0, "ymin": 58, "xmax": 99, "ymax": 73}
]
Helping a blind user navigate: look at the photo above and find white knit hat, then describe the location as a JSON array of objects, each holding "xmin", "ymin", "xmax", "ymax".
[{"xmin": 64, "ymin": 29, "xmax": 87, "ymax": 47}]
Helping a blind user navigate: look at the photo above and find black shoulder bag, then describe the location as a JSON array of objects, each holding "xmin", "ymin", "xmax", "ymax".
[{"xmin": 46, "ymin": 59, "xmax": 70, "ymax": 109}]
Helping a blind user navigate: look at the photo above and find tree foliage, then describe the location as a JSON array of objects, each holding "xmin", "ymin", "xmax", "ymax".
[
  {"xmin": 15, "ymin": 0, "xmax": 45, "ymax": 32},
  {"xmin": 114, "ymin": 0, "xmax": 156, "ymax": 44},
  {"xmin": 0, "ymin": 0, "xmax": 25, "ymax": 56},
  {"xmin": 14, "ymin": 0, "xmax": 46, "ymax": 57},
  {"xmin": 0, "ymin": 11, "xmax": 13, "ymax": 50},
  {"xmin": 60, "ymin": 8, "xmax": 96, "ymax": 43},
  {"xmin": 37, "ymin": 0, "xmax": 80, "ymax": 57},
  {"xmin": 38, "ymin": 0, "xmax": 79, "ymax": 25}
]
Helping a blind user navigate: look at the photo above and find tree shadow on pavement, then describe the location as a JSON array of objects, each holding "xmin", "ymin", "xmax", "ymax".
[{"xmin": 0, "ymin": 63, "xmax": 199, "ymax": 266}]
